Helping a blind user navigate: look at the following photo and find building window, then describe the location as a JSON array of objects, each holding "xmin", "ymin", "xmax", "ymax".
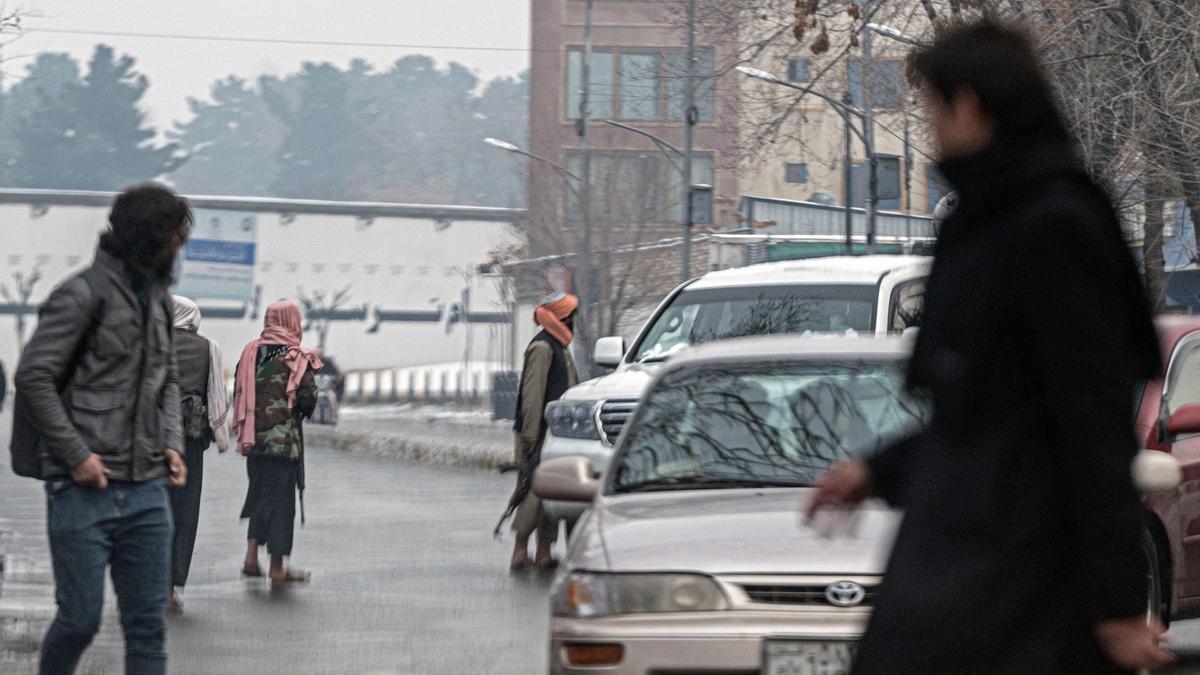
[
  {"xmin": 787, "ymin": 58, "xmax": 811, "ymax": 83},
  {"xmin": 568, "ymin": 48, "xmax": 715, "ymax": 122},
  {"xmin": 847, "ymin": 59, "xmax": 903, "ymax": 110},
  {"xmin": 666, "ymin": 50, "xmax": 715, "ymax": 122},
  {"xmin": 618, "ymin": 53, "xmax": 661, "ymax": 120},
  {"xmin": 850, "ymin": 157, "xmax": 902, "ymax": 210},
  {"xmin": 567, "ymin": 50, "xmax": 615, "ymax": 119},
  {"xmin": 926, "ymin": 165, "xmax": 950, "ymax": 213},
  {"xmin": 565, "ymin": 151, "xmax": 715, "ymax": 225},
  {"xmin": 785, "ymin": 163, "xmax": 809, "ymax": 184}
]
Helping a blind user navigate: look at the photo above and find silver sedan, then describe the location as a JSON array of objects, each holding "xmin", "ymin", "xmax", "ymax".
[{"xmin": 534, "ymin": 336, "xmax": 918, "ymax": 675}]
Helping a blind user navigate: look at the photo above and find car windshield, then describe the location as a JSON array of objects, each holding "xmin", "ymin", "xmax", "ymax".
[
  {"xmin": 631, "ymin": 285, "xmax": 877, "ymax": 362},
  {"xmin": 610, "ymin": 360, "xmax": 928, "ymax": 493}
]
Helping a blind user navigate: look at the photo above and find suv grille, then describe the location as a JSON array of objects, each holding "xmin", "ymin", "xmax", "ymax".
[
  {"xmin": 740, "ymin": 583, "xmax": 876, "ymax": 607},
  {"xmin": 598, "ymin": 398, "xmax": 639, "ymax": 445}
]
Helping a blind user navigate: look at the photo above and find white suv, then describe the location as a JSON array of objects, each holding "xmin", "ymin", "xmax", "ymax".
[{"xmin": 541, "ymin": 255, "xmax": 931, "ymax": 525}]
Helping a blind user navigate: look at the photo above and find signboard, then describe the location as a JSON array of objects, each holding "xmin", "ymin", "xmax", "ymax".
[{"xmin": 175, "ymin": 209, "xmax": 257, "ymax": 301}]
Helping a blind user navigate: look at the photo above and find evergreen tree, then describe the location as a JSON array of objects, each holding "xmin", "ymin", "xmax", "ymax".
[
  {"xmin": 0, "ymin": 53, "xmax": 81, "ymax": 186},
  {"xmin": 266, "ymin": 61, "xmax": 382, "ymax": 200},
  {"xmin": 15, "ymin": 45, "xmax": 181, "ymax": 190},
  {"xmin": 168, "ymin": 76, "xmax": 282, "ymax": 196}
]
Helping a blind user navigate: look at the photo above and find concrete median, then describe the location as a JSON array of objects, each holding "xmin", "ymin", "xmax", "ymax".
[{"xmin": 305, "ymin": 405, "xmax": 512, "ymax": 471}]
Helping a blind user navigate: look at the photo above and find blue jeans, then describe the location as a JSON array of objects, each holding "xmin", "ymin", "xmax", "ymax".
[{"xmin": 39, "ymin": 478, "xmax": 172, "ymax": 675}]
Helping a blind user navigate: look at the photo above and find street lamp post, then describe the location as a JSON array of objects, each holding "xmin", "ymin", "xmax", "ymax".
[
  {"xmin": 680, "ymin": 0, "xmax": 697, "ymax": 284},
  {"xmin": 736, "ymin": 66, "xmax": 871, "ymax": 254},
  {"xmin": 862, "ymin": 22, "xmax": 878, "ymax": 254},
  {"xmin": 483, "ymin": 138, "xmax": 584, "ymax": 189}
]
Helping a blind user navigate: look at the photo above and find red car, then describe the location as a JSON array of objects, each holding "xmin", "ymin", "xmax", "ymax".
[{"xmin": 1139, "ymin": 315, "xmax": 1200, "ymax": 623}]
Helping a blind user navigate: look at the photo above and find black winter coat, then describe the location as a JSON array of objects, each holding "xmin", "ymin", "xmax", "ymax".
[{"xmin": 852, "ymin": 137, "xmax": 1160, "ymax": 674}]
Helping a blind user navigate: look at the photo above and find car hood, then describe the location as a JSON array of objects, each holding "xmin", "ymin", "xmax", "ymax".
[
  {"xmin": 561, "ymin": 361, "xmax": 662, "ymax": 401},
  {"xmin": 569, "ymin": 488, "xmax": 900, "ymax": 576}
]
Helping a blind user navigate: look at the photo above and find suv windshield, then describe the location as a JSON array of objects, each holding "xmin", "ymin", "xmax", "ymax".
[
  {"xmin": 632, "ymin": 285, "xmax": 876, "ymax": 362},
  {"xmin": 610, "ymin": 361, "xmax": 927, "ymax": 493}
]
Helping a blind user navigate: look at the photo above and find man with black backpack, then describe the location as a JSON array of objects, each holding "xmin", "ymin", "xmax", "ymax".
[{"xmin": 13, "ymin": 184, "xmax": 190, "ymax": 675}]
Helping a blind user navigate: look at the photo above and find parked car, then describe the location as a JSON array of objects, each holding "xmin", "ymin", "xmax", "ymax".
[
  {"xmin": 535, "ymin": 334, "xmax": 1184, "ymax": 674},
  {"xmin": 1137, "ymin": 314, "xmax": 1200, "ymax": 624},
  {"xmin": 535, "ymin": 336, "xmax": 922, "ymax": 675},
  {"xmin": 541, "ymin": 255, "xmax": 931, "ymax": 527}
]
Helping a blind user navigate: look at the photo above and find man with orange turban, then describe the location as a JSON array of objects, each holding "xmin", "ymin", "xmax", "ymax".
[{"xmin": 498, "ymin": 292, "xmax": 580, "ymax": 569}]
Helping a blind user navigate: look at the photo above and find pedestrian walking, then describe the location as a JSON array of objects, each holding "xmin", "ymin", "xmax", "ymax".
[
  {"xmin": 13, "ymin": 184, "xmax": 190, "ymax": 675},
  {"xmin": 232, "ymin": 300, "xmax": 321, "ymax": 587},
  {"xmin": 167, "ymin": 295, "xmax": 229, "ymax": 613},
  {"xmin": 806, "ymin": 20, "xmax": 1171, "ymax": 673},
  {"xmin": 496, "ymin": 292, "xmax": 579, "ymax": 570}
]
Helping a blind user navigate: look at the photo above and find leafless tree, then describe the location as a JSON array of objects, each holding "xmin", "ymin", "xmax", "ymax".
[
  {"xmin": 1, "ymin": 265, "xmax": 42, "ymax": 350},
  {"xmin": 296, "ymin": 285, "xmax": 353, "ymax": 351},
  {"xmin": 664, "ymin": 0, "xmax": 1200, "ymax": 307}
]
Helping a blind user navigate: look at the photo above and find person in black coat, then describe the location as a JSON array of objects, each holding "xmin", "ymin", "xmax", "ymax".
[{"xmin": 808, "ymin": 20, "xmax": 1171, "ymax": 674}]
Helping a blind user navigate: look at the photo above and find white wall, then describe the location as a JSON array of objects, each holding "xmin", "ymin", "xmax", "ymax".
[{"xmin": 0, "ymin": 197, "xmax": 520, "ymax": 375}]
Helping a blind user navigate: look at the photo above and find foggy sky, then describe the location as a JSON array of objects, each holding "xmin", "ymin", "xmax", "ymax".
[{"xmin": 6, "ymin": 0, "xmax": 531, "ymax": 128}]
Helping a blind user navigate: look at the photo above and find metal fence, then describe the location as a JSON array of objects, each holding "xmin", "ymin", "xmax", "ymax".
[{"xmin": 740, "ymin": 195, "xmax": 936, "ymax": 240}]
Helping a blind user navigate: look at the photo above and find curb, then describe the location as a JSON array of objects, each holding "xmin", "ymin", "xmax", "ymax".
[{"xmin": 304, "ymin": 425, "xmax": 510, "ymax": 472}]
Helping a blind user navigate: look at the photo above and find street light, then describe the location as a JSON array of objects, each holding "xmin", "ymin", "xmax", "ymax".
[
  {"xmin": 483, "ymin": 137, "xmax": 519, "ymax": 152},
  {"xmin": 735, "ymin": 66, "xmax": 867, "ymax": 142},
  {"xmin": 483, "ymin": 137, "xmax": 583, "ymax": 184},
  {"xmin": 866, "ymin": 23, "xmax": 923, "ymax": 47},
  {"xmin": 736, "ymin": 65, "xmax": 873, "ymax": 253}
]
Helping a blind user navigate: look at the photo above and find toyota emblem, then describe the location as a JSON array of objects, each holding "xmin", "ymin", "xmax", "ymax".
[{"xmin": 824, "ymin": 581, "xmax": 866, "ymax": 607}]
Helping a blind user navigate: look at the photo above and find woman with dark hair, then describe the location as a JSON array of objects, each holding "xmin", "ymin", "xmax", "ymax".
[
  {"xmin": 232, "ymin": 301, "xmax": 321, "ymax": 587},
  {"xmin": 808, "ymin": 19, "xmax": 1170, "ymax": 673}
]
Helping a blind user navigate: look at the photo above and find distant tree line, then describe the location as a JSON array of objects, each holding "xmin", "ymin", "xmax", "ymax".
[{"xmin": 0, "ymin": 44, "xmax": 529, "ymax": 207}]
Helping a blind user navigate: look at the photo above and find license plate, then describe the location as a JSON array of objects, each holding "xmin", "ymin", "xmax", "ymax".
[{"xmin": 763, "ymin": 640, "xmax": 855, "ymax": 675}]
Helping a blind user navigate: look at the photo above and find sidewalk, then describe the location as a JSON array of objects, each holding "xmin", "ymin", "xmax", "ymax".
[{"xmin": 309, "ymin": 403, "xmax": 513, "ymax": 470}]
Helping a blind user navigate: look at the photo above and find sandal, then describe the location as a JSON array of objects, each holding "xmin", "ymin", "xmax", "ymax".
[
  {"xmin": 241, "ymin": 564, "xmax": 264, "ymax": 578},
  {"xmin": 270, "ymin": 568, "xmax": 312, "ymax": 587}
]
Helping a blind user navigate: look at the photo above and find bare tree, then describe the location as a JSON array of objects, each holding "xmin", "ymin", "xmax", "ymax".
[
  {"xmin": 1, "ymin": 265, "xmax": 42, "ymax": 350},
  {"xmin": 296, "ymin": 285, "xmax": 353, "ymax": 351}
]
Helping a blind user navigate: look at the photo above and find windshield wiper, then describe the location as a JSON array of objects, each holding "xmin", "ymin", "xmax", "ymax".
[{"xmin": 614, "ymin": 475, "xmax": 809, "ymax": 493}]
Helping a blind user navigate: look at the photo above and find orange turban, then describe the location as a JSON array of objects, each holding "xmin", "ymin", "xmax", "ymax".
[{"xmin": 534, "ymin": 292, "xmax": 579, "ymax": 347}]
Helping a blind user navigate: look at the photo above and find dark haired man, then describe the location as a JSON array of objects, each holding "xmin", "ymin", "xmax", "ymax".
[
  {"xmin": 807, "ymin": 20, "xmax": 1171, "ymax": 673},
  {"xmin": 16, "ymin": 183, "xmax": 191, "ymax": 674}
]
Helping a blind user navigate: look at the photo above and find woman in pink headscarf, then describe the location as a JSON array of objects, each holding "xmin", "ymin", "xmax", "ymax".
[{"xmin": 232, "ymin": 300, "xmax": 322, "ymax": 587}]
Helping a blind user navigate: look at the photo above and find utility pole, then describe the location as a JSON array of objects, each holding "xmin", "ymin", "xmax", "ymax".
[
  {"xmin": 843, "ymin": 91, "xmax": 854, "ymax": 254},
  {"xmin": 577, "ymin": 0, "xmax": 595, "ymax": 361},
  {"xmin": 861, "ymin": 22, "xmax": 879, "ymax": 254},
  {"xmin": 680, "ymin": 0, "xmax": 696, "ymax": 283},
  {"xmin": 903, "ymin": 109, "xmax": 913, "ymax": 242}
]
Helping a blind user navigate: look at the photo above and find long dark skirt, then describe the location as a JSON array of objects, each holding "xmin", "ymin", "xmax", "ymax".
[
  {"xmin": 240, "ymin": 455, "xmax": 298, "ymax": 557},
  {"xmin": 169, "ymin": 442, "xmax": 205, "ymax": 587}
]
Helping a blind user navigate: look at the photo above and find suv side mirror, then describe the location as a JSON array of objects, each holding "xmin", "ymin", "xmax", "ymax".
[
  {"xmin": 593, "ymin": 336, "xmax": 625, "ymax": 369},
  {"xmin": 1168, "ymin": 403, "xmax": 1200, "ymax": 438},
  {"xmin": 1132, "ymin": 449, "xmax": 1181, "ymax": 495},
  {"xmin": 533, "ymin": 456, "xmax": 600, "ymax": 502}
]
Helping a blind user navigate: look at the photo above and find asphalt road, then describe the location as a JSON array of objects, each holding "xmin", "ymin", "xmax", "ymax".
[
  {"xmin": 0, "ymin": 410, "xmax": 551, "ymax": 674},
  {"xmin": 8, "ymin": 406, "xmax": 1200, "ymax": 674}
]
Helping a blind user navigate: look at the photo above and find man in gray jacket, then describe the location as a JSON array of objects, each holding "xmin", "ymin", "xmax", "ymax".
[{"xmin": 16, "ymin": 184, "xmax": 191, "ymax": 675}]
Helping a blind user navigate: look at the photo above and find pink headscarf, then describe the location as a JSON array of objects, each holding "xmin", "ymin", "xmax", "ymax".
[{"xmin": 231, "ymin": 300, "xmax": 323, "ymax": 455}]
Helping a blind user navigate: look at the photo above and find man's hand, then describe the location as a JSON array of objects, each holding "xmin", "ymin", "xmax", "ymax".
[
  {"xmin": 804, "ymin": 459, "xmax": 874, "ymax": 521},
  {"xmin": 164, "ymin": 448, "xmax": 187, "ymax": 488},
  {"xmin": 1095, "ymin": 616, "xmax": 1174, "ymax": 670},
  {"xmin": 71, "ymin": 452, "xmax": 110, "ymax": 489}
]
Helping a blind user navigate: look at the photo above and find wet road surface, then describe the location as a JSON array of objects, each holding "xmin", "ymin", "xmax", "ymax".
[{"xmin": 0, "ymin": 411, "xmax": 551, "ymax": 674}]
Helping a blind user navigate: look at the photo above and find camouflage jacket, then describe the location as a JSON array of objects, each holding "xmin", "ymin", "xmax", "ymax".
[{"xmin": 250, "ymin": 346, "xmax": 317, "ymax": 460}]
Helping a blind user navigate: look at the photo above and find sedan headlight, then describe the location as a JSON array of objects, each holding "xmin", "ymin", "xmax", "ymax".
[
  {"xmin": 545, "ymin": 400, "xmax": 600, "ymax": 440},
  {"xmin": 553, "ymin": 572, "xmax": 729, "ymax": 617}
]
